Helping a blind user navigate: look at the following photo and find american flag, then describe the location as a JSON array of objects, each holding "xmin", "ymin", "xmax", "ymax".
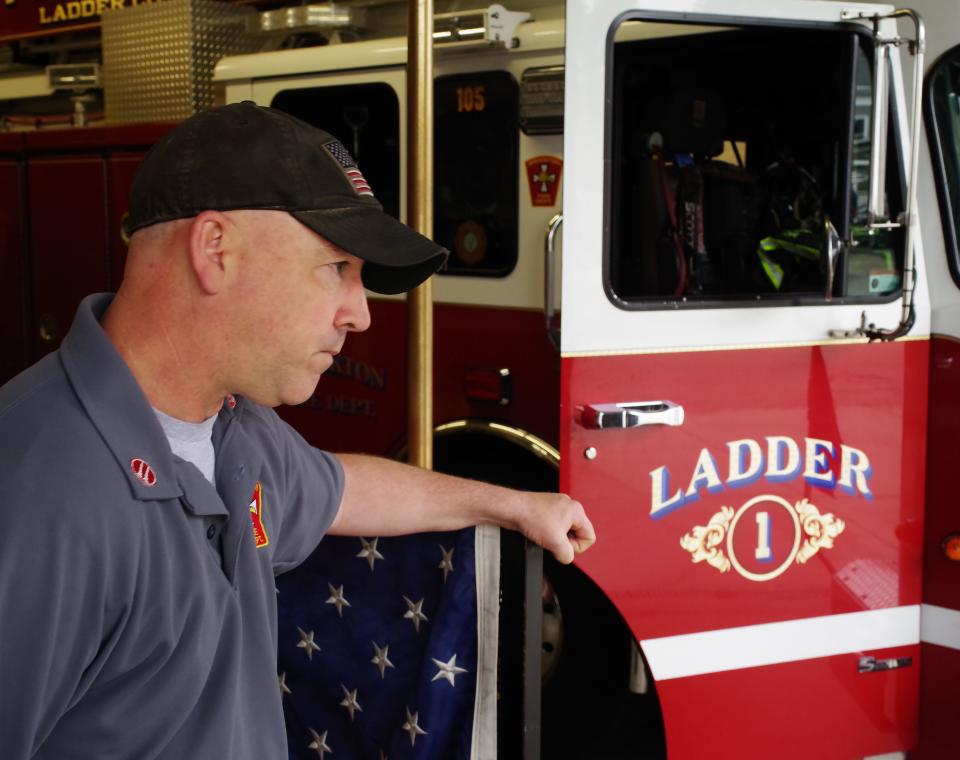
[
  {"xmin": 324, "ymin": 140, "xmax": 375, "ymax": 197},
  {"xmin": 277, "ymin": 528, "xmax": 486, "ymax": 759}
]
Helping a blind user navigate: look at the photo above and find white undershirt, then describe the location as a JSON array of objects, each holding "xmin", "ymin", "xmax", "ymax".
[{"xmin": 153, "ymin": 407, "xmax": 218, "ymax": 485}]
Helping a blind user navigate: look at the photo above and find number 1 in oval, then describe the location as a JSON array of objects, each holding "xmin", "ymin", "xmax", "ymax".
[{"xmin": 755, "ymin": 511, "xmax": 773, "ymax": 562}]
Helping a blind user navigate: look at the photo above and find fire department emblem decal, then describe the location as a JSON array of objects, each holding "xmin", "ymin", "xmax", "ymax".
[
  {"xmin": 249, "ymin": 481, "xmax": 269, "ymax": 549},
  {"xmin": 680, "ymin": 494, "xmax": 845, "ymax": 582},
  {"xmin": 525, "ymin": 155, "xmax": 562, "ymax": 207}
]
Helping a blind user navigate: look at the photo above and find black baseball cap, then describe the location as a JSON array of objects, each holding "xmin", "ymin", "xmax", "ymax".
[{"xmin": 125, "ymin": 101, "xmax": 448, "ymax": 295}]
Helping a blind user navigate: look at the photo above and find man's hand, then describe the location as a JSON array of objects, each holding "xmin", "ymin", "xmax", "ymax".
[{"xmin": 509, "ymin": 491, "xmax": 595, "ymax": 564}]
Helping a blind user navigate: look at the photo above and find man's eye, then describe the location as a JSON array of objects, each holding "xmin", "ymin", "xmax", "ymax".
[{"xmin": 332, "ymin": 261, "xmax": 349, "ymax": 275}]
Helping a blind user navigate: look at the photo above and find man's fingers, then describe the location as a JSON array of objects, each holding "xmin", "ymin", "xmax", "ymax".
[
  {"xmin": 553, "ymin": 540, "xmax": 575, "ymax": 565},
  {"xmin": 567, "ymin": 532, "xmax": 594, "ymax": 556},
  {"xmin": 521, "ymin": 491, "xmax": 595, "ymax": 565},
  {"xmin": 569, "ymin": 510, "xmax": 596, "ymax": 553},
  {"xmin": 564, "ymin": 502, "xmax": 595, "ymax": 555},
  {"xmin": 552, "ymin": 500, "xmax": 595, "ymax": 564}
]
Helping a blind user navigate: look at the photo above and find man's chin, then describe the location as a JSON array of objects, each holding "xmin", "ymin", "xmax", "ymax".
[
  {"xmin": 244, "ymin": 377, "xmax": 322, "ymax": 409},
  {"xmin": 282, "ymin": 379, "xmax": 323, "ymax": 408}
]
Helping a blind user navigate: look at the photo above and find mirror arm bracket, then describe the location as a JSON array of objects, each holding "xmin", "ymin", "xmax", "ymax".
[{"xmin": 834, "ymin": 8, "xmax": 925, "ymax": 341}]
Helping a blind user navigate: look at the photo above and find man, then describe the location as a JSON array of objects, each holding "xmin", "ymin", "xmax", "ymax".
[{"xmin": 0, "ymin": 102, "xmax": 593, "ymax": 758}]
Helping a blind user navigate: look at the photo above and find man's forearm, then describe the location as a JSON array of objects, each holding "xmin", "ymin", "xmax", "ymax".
[{"xmin": 328, "ymin": 453, "xmax": 595, "ymax": 564}]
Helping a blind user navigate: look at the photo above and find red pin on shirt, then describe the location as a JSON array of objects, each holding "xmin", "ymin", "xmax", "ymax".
[{"xmin": 130, "ymin": 458, "xmax": 157, "ymax": 486}]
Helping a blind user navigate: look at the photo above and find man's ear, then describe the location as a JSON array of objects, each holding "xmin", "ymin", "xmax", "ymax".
[{"xmin": 188, "ymin": 211, "xmax": 230, "ymax": 295}]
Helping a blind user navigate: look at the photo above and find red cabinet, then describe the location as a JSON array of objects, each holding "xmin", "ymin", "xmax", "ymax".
[
  {"xmin": 28, "ymin": 155, "xmax": 109, "ymax": 357},
  {"xmin": 0, "ymin": 124, "xmax": 172, "ymax": 372}
]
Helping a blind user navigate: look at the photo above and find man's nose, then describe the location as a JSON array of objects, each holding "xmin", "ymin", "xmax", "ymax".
[{"xmin": 341, "ymin": 280, "xmax": 371, "ymax": 333}]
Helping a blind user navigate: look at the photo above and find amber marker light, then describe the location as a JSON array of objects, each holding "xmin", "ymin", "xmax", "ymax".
[{"xmin": 943, "ymin": 533, "xmax": 960, "ymax": 562}]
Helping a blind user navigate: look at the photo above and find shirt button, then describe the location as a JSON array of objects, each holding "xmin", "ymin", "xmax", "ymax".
[{"xmin": 207, "ymin": 524, "xmax": 217, "ymax": 540}]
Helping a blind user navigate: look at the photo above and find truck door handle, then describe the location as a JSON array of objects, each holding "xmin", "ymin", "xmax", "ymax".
[
  {"xmin": 543, "ymin": 213, "xmax": 562, "ymax": 352},
  {"xmin": 580, "ymin": 401, "xmax": 685, "ymax": 429}
]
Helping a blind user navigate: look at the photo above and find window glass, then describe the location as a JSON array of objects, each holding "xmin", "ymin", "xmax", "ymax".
[
  {"xmin": 271, "ymin": 84, "xmax": 401, "ymax": 219},
  {"xmin": 434, "ymin": 71, "xmax": 519, "ymax": 277},
  {"xmin": 844, "ymin": 43, "xmax": 904, "ymax": 298},
  {"xmin": 272, "ymin": 75, "xmax": 520, "ymax": 279},
  {"xmin": 607, "ymin": 23, "xmax": 903, "ymax": 307},
  {"xmin": 925, "ymin": 45, "xmax": 960, "ymax": 286}
]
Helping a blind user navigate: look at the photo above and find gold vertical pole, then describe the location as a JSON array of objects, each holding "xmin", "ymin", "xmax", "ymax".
[{"xmin": 407, "ymin": 0, "xmax": 434, "ymax": 470}]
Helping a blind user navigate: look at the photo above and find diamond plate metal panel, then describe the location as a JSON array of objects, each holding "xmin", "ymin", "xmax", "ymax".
[{"xmin": 102, "ymin": 0, "xmax": 256, "ymax": 124}]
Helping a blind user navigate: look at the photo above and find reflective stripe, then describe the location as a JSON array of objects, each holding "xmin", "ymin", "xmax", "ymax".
[
  {"xmin": 921, "ymin": 603, "xmax": 960, "ymax": 651},
  {"xmin": 758, "ymin": 248, "xmax": 784, "ymax": 289},
  {"xmin": 640, "ymin": 606, "xmax": 919, "ymax": 681}
]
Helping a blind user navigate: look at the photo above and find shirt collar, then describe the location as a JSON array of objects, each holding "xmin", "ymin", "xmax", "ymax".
[{"xmin": 60, "ymin": 293, "xmax": 184, "ymax": 501}]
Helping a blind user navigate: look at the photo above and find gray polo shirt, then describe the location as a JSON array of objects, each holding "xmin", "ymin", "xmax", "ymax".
[{"xmin": 0, "ymin": 294, "xmax": 344, "ymax": 759}]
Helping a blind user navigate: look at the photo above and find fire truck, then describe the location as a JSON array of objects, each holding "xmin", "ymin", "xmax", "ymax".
[{"xmin": 1, "ymin": 0, "xmax": 958, "ymax": 757}]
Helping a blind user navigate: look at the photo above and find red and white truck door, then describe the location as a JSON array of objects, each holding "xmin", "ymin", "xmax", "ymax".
[
  {"xmin": 915, "ymin": 0, "xmax": 960, "ymax": 754},
  {"xmin": 561, "ymin": 1, "xmax": 930, "ymax": 757}
]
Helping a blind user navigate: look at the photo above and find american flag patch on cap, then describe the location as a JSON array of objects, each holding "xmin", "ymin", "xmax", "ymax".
[{"xmin": 324, "ymin": 140, "xmax": 374, "ymax": 197}]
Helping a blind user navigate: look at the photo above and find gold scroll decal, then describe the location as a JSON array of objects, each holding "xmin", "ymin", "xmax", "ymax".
[{"xmin": 680, "ymin": 495, "xmax": 845, "ymax": 582}]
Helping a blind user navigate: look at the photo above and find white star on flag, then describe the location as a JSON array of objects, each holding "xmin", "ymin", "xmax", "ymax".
[
  {"xmin": 307, "ymin": 727, "xmax": 332, "ymax": 758},
  {"xmin": 438, "ymin": 545, "xmax": 455, "ymax": 582},
  {"xmin": 339, "ymin": 684, "xmax": 363, "ymax": 720},
  {"xmin": 402, "ymin": 707, "xmax": 428, "ymax": 747},
  {"xmin": 403, "ymin": 596, "xmax": 428, "ymax": 633},
  {"xmin": 370, "ymin": 641, "xmax": 395, "ymax": 678},
  {"xmin": 430, "ymin": 654, "xmax": 469, "ymax": 687},
  {"xmin": 278, "ymin": 671, "xmax": 292, "ymax": 695},
  {"xmin": 326, "ymin": 583, "xmax": 351, "ymax": 617},
  {"xmin": 297, "ymin": 627, "xmax": 321, "ymax": 661},
  {"xmin": 357, "ymin": 537, "xmax": 385, "ymax": 571}
]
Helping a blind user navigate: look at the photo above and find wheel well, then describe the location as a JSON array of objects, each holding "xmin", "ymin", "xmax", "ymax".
[
  {"xmin": 543, "ymin": 555, "xmax": 666, "ymax": 759},
  {"xmin": 431, "ymin": 420, "xmax": 559, "ymax": 492},
  {"xmin": 430, "ymin": 420, "xmax": 666, "ymax": 759}
]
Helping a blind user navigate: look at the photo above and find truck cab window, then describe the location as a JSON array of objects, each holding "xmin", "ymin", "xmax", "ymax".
[
  {"xmin": 925, "ymin": 44, "xmax": 960, "ymax": 287},
  {"xmin": 271, "ymin": 75, "xmax": 519, "ymax": 279},
  {"xmin": 607, "ymin": 23, "xmax": 903, "ymax": 307},
  {"xmin": 271, "ymin": 84, "xmax": 401, "ymax": 220},
  {"xmin": 434, "ymin": 71, "xmax": 520, "ymax": 277}
]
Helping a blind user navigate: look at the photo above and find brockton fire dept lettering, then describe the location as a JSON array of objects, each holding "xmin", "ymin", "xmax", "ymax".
[{"xmin": 650, "ymin": 436, "xmax": 873, "ymax": 518}]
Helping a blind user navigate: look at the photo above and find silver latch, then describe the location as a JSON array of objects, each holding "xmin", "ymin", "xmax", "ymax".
[
  {"xmin": 580, "ymin": 401, "xmax": 685, "ymax": 430},
  {"xmin": 858, "ymin": 655, "xmax": 912, "ymax": 673}
]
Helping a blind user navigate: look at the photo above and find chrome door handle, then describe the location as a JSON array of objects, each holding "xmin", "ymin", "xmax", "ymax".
[
  {"xmin": 580, "ymin": 401, "xmax": 684, "ymax": 429},
  {"xmin": 544, "ymin": 212, "xmax": 562, "ymax": 351}
]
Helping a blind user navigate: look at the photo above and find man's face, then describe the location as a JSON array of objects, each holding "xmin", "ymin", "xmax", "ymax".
[{"xmin": 226, "ymin": 211, "xmax": 371, "ymax": 407}]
